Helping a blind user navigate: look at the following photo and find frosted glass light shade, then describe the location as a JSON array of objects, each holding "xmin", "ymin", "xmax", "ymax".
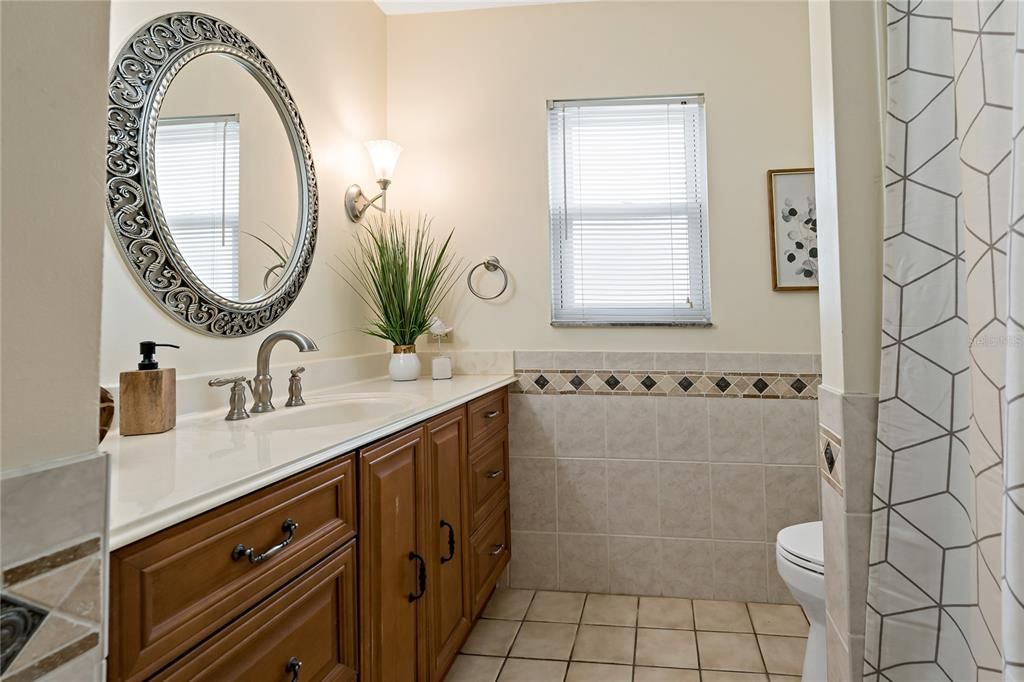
[{"xmin": 364, "ymin": 139, "xmax": 402, "ymax": 181}]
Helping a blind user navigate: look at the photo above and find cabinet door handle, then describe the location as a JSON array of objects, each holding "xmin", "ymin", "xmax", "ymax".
[
  {"xmin": 408, "ymin": 551, "xmax": 427, "ymax": 602},
  {"xmin": 232, "ymin": 519, "xmax": 298, "ymax": 564},
  {"xmin": 486, "ymin": 469, "xmax": 503, "ymax": 479},
  {"xmin": 488, "ymin": 543, "xmax": 506, "ymax": 556},
  {"xmin": 484, "ymin": 410, "xmax": 500, "ymax": 419},
  {"xmin": 285, "ymin": 657, "xmax": 302, "ymax": 682},
  {"xmin": 440, "ymin": 520, "xmax": 456, "ymax": 564}
]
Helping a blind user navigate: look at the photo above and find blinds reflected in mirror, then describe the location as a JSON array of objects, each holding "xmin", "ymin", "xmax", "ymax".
[
  {"xmin": 548, "ymin": 96, "xmax": 711, "ymax": 325},
  {"xmin": 155, "ymin": 115, "xmax": 241, "ymax": 300}
]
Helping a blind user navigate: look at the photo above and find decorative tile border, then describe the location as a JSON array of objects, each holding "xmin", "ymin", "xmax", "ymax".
[
  {"xmin": 511, "ymin": 369, "xmax": 821, "ymax": 399},
  {"xmin": 819, "ymin": 426, "xmax": 843, "ymax": 494}
]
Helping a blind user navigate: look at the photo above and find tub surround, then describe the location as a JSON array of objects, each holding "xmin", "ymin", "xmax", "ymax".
[{"xmin": 106, "ymin": 374, "xmax": 515, "ymax": 550}]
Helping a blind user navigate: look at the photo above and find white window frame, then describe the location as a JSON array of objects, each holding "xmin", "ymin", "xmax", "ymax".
[
  {"xmin": 155, "ymin": 113, "xmax": 241, "ymax": 300},
  {"xmin": 547, "ymin": 94, "xmax": 712, "ymax": 326}
]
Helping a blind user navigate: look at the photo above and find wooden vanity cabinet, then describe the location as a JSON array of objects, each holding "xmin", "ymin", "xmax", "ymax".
[{"xmin": 108, "ymin": 385, "xmax": 511, "ymax": 682}]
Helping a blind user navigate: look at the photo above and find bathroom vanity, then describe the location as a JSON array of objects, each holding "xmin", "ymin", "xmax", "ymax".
[{"xmin": 104, "ymin": 377, "xmax": 513, "ymax": 682}]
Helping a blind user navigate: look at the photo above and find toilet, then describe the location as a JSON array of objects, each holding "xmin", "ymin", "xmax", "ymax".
[{"xmin": 776, "ymin": 521, "xmax": 825, "ymax": 681}]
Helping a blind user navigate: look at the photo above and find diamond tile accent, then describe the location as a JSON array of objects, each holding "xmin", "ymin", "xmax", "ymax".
[
  {"xmin": 752, "ymin": 378, "xmax": 770, "ymax": 393},
  {"xmin": 570, "ymin": 375, "xmax": 585, "ymax": 390},
  {"xmin": 679, "ymin": 376, "xmax": 695, "ymax": 392},
  {"xmin": 605, "ymin": 375, "xmax": 621, "ymax": 390},
  {"xmin": 715, "ymin": 377, "xmax": 731, "ymax": 392},
  {"xmin": 789, "ymin": 378, "xmax": 806, "ymax": 394},
  {"xmin": 535, "ymin": 375, "xmax": 550, "ymax": 390},
  {"xmin": 640, "ymin": 375, "xmax": 657, "ymax": 391}
]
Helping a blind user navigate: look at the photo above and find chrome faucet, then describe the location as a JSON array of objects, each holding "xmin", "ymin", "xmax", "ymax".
[{"xmin": 249, "ymin": 330, "xmax": 318, "ymax": 413}]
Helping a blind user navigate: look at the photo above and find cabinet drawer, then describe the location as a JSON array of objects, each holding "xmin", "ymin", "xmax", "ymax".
[
  {"xmin": 154, "ymin": 541, "xmax": 358, "ymax": 682},
  {"xmin": 110, "ymin": 455, "xmax": 356, "ymax": 681},
  {"xmin": 468, "ymin": 432, "xmax": 509, "ymax": 530},
  {"xmin": 469, "ymin": 501, "xmax": 511, "ymax": 618},
  {"xmin": 467, "ymin": 388, "xmax": 508, "ymax": 449}
]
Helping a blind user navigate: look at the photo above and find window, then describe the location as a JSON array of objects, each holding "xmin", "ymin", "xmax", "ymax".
[
  {"xmin": 154, "ymin": 115, "xmax": 241, "ymax": 299},
  {"xmin": 547, "ymin": 95, "xmax": 711, "ymax": 325}
]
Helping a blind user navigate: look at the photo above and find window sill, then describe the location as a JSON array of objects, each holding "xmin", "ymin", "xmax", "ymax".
[{"xmin": 550, "ymin": 320, "xmax": 713, "ymax": 328}]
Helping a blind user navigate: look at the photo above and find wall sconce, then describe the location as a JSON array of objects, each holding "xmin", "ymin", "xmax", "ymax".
[{"xmin": 345, "ymin": 139, "xmax": 402, "ymax": 222}]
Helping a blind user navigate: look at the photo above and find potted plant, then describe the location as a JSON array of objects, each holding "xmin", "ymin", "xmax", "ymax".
[{"xmin": 340, "ymin": 213, "xmax": 463, "ymax": 381}]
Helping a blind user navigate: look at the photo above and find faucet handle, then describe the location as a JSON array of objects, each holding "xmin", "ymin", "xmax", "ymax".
[
  {"xmin": 209, "ymin": 376, "xmax": 247, "ymax": 388},
  {"xmin": 286, "ymin": 367, "xmax": 306, "ymax": 407},
  {"xmin": 208, "ymin": 377, "xmax": 250, "ymax": 421}
]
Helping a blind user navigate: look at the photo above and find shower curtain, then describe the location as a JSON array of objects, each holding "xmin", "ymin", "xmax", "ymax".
[{"xmin": 866, "ymin": 0, "xmax": 1024, "ymax": 680}]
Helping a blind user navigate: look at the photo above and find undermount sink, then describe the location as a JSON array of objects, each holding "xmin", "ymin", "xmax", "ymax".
[{"xmin": 237, "ymin": 393, "xmax": 424, "ymax": 432}]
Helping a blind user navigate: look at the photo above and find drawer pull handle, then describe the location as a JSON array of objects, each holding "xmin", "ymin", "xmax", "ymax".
[
  {"xmin": 232, "ymin": 518, "xmax": 299, "ymax": 564},
  {"xmin": 486, "ymin": 469, "xmax": 504, "ymax": 479},
  {"xmin": 285, "ymin": 657, "xmax": 302, "ymax": 682},
  {"xmin": 408, "ymin": 551, "xmax": 427, "ymax": 602},
  {"xmin": 440, "ymin": 520, "xmax": 456, "ymax": 564},
  {"xmin": 484, "ymin": 410, "xmax": 500, "ymax": 419},
  {"xmin": 488, "ymin": 543, "xmax": 506, "ymax": 556}
]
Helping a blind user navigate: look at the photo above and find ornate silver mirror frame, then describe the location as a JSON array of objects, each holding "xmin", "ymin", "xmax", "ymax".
[{"xmin": 105, "ymin": 13, "xmax": 318, "ymax": 337}]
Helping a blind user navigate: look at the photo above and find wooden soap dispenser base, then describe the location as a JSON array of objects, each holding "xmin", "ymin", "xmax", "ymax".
[{"xmin": 119, "ymin": 341, "xmax": 180, "ymax": 436}]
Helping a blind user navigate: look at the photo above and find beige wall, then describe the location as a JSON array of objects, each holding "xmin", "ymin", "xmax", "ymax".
[
  {"xmin": 101, "ymin": 1, "xmax": 388, "ymax": 386},
  {"xmin": 386, "ymin": 1, "xmax": 819, "ymax": 353},
  {"xmin": 1, "ymin": 0, "xmax": 111, "ymax": 471},
  {"xmin": 809, "ymin": 0, "xmax": 885, "ymax": 396}
]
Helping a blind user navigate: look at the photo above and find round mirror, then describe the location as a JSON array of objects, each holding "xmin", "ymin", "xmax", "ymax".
[
  {"xmin": 155, "ymin": 54, "xmax": 301, "ymax": 302},
  {"xmin": 106, "ymin": 14, "xmax": 317, "ymax": 336}
]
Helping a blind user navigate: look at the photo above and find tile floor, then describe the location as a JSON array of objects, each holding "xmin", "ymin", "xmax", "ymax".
[{"xmin": 447, "ymin": 590, "xmax": 808, "ymax": 682}]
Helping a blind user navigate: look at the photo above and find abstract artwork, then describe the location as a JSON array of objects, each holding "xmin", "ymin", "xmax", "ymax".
[{"xmin": 767, "ymin": 168, "xmax": 817, "ymax": 290}]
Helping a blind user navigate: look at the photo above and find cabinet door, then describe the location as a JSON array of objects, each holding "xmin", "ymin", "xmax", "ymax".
[
  {"xmin": 360, "ymin": 427, "xmax": 428, "ymax": 682},
  {"xmin": 423, "ymin": 408, "xmax": 472, "ymax": 681}
]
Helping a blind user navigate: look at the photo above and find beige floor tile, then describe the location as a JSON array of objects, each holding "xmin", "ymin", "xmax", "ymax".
[
  {"xmin": 497, "ymin": 658, "xmax": 567, "ymax": 681},
  {"xmin": 758, "ymin": 635, "xmax": 806, "ymax": 676},
  {"xmin": 638, "ymin": 596, "xmax": 694, "ymax": 629},
  {"xmin": 526, "ymin": 590, "xmax": 586, "ymax": 623},
  {"xmin": 461, "ymin": 619, "xmax": 521, "ymax": 656},
  {"xmin": 635, "ymin": 627, "xmax": 698, "ymax": 668},
  {"xmin": 565, "ymin": 662, "xmax": 632, "ymax": 681},
  {"xmin": 483, "ymin": 589, "xmax": 536, "ymax": 621},
  {"xmin": 697, "ymin": 631, "xmax": 765, "ymax": 673},
  {"xmin": 633, "ymin": 667, "xmax": 702, "ymax": 682},
  {"xmin": 747, "ymin": 603, "xmax": 808, "ymax": 637},
  {"xmin": 509, "ymin": 621, "xmax": 577, "ymax": 660},
  {"xmin": 445, "ymin": 655, "xmax": 505, "ymax": 682},
  {"xmin": 701, "ymin": 673, "xmax": 769, "ymax": 682},
  {"xmin": 570, "ymin": 624, "xmax": 635, "ymax": 664},
  {"xmin": 768, "ymin": 676, "xmax": 801, "ymax": 681},
  {"xmin": 581, "ymin": 593, "xmax": 638, "ymax": 626},
  {"xmin": 693, "ymin": 599, "xmax": 753, "ymax": 632}
]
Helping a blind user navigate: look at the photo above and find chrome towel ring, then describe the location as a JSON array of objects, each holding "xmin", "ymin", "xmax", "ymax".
[{"xmin": 467, "ymin": 257, "xmax": 509, "ymax": 300}]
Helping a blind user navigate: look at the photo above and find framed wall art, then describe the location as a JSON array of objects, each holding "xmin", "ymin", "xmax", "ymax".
[{"xmin": 767, "ymin": 168, "xmax": 817, "ymax": 291}]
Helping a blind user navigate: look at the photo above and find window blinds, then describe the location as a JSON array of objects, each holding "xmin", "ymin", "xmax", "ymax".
[
  {"xmin": 154, "ymin": 115, "xmax": 241, "ymax": 300},
  {"xmin": 548, "ymin": 96, "xmax": 711, "ymax": 325}
]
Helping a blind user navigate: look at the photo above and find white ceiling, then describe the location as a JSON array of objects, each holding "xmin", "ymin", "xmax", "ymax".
[{"xmin": 375, "ymin": 0, "xmax": 587, "ymax": 15}]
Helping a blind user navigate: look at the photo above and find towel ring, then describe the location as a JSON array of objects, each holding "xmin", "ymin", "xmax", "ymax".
[{"xmin": 467, "ymin": 257, "xmax": 509, "ymax": 300}]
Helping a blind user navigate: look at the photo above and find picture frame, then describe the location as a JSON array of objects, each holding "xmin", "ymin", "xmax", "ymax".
[{"xmin": 767, "ymin": 168, "xmax": 818, "ymax": 291}]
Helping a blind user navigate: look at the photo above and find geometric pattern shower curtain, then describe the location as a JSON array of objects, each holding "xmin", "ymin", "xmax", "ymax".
[{"xmin": 866, "ymin": 1, "xmax": 1024, "ymax": 679}]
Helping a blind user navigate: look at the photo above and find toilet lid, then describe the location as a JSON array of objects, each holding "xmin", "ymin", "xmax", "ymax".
[{"xmin": 777, "ymin": 521, "xmax": 823, "ymax": 567}]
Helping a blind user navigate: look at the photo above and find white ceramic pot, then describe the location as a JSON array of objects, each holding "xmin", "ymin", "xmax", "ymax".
[{"xmin": 389, "ymin": 344, "xmax": 421, "ymax": 381}]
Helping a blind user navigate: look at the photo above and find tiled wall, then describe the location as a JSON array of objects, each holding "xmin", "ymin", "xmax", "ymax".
[
  {"xmin": 0, "ymin": 453, "xmax": 107, "ymax": 681},
  {"xmin": 817, "ymin": 387, "xmax": 879, "ymax": 682},
  {"xmin": 507, "ymin": 350, "xmax": 822, "ymax": 604}
]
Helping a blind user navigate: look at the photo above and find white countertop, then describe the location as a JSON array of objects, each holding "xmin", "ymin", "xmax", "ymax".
[{"xmin": 106, "ymin": 374, "xmax": 516, "ymax": 550}]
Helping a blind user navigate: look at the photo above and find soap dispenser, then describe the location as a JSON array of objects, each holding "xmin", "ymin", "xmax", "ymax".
[{"xmin": 119, "ymin": 341, "xmax": 179, "ymax": 436}]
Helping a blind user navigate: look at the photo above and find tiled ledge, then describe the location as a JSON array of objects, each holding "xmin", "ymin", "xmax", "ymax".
[{"xmin": 512, "ymin": 370, "xmax": 821, "ymax": 399}]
